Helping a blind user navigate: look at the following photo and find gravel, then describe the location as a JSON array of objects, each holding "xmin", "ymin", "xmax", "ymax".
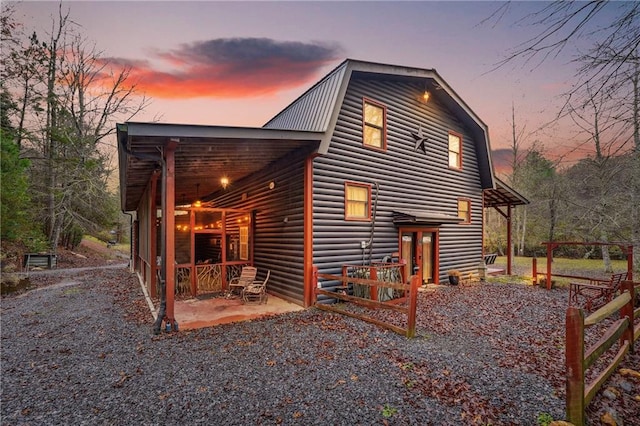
[{"xmin": 2, "ymin": 268, "xmax": 575, "ymax": 425}]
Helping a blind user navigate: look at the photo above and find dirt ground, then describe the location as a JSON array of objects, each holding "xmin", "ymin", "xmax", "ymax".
[{"xmin": 55, "ymin": 239, "xmax": 130, "ymax": 269}]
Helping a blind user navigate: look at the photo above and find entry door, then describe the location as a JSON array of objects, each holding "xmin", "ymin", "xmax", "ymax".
[{"xmin": 400, "ymin": 230, "xmax": 435, "ymax": 285}]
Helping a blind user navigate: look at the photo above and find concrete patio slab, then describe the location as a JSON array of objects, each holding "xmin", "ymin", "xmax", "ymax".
[{"xmin": 174, "ymin": 294, "xmax": 304, "ymax": 330}]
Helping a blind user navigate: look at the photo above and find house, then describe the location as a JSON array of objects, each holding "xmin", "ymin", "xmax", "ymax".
[{"xmin": 117, "ymin": 59, "xmax": 527, "ymax": 325}]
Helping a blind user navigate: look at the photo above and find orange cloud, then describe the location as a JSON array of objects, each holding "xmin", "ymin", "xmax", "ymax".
[{"xmin": 103, "ymin": 38, "xmax": 343, "ymax": 99}]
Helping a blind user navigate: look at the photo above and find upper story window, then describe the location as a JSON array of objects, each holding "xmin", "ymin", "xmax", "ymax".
[
  {"xmin": 448, "ymin": 132, "xmax": 462, "ymax": 169},
  {"xmin": 457, "ymin": 198, "xmax": 471, "ymax": 224},
  {"xmin": 363, "ymin": 99, "xmax": 386, "ymax": 150},
  {"xmin": 345, "ymin": 182, "xmax": 371, "ymax": 221}
]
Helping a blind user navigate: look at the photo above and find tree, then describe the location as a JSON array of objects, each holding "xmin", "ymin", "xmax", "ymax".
[
  {"xmin": 2, "ymin": 2, "xmax": 148, "ymax": 250},
  {"xmin": 492, "ymin": 1, "xmax": 640, "ymax": 270}
]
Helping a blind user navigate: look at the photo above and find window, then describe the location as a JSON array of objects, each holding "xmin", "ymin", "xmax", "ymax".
[
  {"xmin": 363, "ymin": 99, "xmax": 386, "ymax": 150},
  {"xmin": 345, "ymin": 182, "xmax": 371, "ymax": 220},
  {"xmin": 448, "ymin": 132, "xmax": 462, "ymax": 169},
  {"xmin": 458, "ymin": 198, "xmax": 471, "ymax": 224},
  {"xmin": 239, "ymin": 226, "xmax": 249, "ymax": 260}
]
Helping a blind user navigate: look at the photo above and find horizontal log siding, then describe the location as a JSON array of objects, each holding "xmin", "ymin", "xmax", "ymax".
[
  {"xmin": 212, "ymin": 149, "xmax": 310, "ymax": 304},
  {"xmin": 313, "ymin": 78, "xmax": 484, "ymax": 283}
]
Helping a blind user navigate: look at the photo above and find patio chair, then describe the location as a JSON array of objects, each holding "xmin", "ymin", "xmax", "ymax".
[
  {"xmin": 228, "ymin": 266, "xmax": 257, "ymax": 296},
  {"xmin": 242, "ymin": 270, "xmax": 270, "ymax": 304}
]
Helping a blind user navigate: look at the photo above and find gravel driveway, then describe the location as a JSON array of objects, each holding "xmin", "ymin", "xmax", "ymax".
[{"xmin": 1, "ymin": 266, "xmax": 628, "ymax": 425}]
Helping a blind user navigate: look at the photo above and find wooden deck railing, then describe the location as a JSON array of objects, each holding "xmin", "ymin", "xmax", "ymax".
[
  {"xmin": 313, "ymin": 265, "xmax": 419, "ymax": 338},
  {"xmin": 565, "ymin": 280, "xmax": 639, "ymax": 425}
]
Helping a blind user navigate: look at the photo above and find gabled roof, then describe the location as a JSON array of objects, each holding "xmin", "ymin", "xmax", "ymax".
[{"xmin": 264, "ymin": 59, "xmax": 495, "ymax": 188}]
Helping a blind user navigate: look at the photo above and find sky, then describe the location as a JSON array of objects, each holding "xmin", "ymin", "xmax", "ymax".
[{"xmin": 9, "ymin": 1, "xmax": 616, "ymax": 167}]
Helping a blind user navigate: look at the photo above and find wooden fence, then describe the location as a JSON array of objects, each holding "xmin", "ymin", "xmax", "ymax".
[
  {"xmin": 565, "ymin": 280, "xmax": 639, "ymax": 425},
  {"xmin": 312, "ymin": 265, "xmax": 419, "ymax": 338}
]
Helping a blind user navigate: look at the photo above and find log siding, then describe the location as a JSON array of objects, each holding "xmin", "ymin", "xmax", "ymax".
[{"xmin": 312, "ymin": 77, "xmax": 484, "ymax": 283}]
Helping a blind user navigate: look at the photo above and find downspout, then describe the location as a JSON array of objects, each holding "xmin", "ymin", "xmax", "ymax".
[
  {"xmin": 122, "ymin": 211, "xmax": 133, "ymax": 271},
  {"xmin": 152, "ymin": 154, "xmax": 168, "ymax": 335},
  {"xmin": 364, "ymin": 181, "xmax": 379, "ymax": 264}
]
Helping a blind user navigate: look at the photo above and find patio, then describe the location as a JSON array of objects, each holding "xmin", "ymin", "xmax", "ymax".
[{"xmin": 173, "ymin": 294, "xmax": 304, "ymax": 330}]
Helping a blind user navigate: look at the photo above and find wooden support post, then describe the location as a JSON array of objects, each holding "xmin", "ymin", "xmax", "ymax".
[
  {"xmin": 626, "ymin": 246, "xmax": 634, "ymax": 281},
  {"xmin": 164, "ymin": 140, "xmax": 177, "ymax": 324},
  {"xmin": 406, "ymin": 275, "xmax": 419, "ymax": 338},
  {"xmin": 546, "ymin": 244, "xmax": 553, "ymax": 291},
  {"xmin": 507, "ymin": 204, "xmax": 513, "ymax": 275},
  {"xmin": 369, "ymin": 266, "xmax": 378, "ymax": 301},
  {"xmin": 620, "ymin": 281, "xmax": 635, "ymax": 354},
  {"xmin": 566, "ymin": 307, "xmax": 585, "ymax": 425},
  {"xmin": 532, "ymin": 257, "xmax": 537, "ymax": 285},
  {"xmin": 312, "ymin": 265, "xmax": 319, "ymax": 304}
]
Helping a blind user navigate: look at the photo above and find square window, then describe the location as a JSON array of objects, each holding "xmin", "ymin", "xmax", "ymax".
[
  {"xmin": 345, "ymin": 182, "xmax": 371, "ymax": 220},
  {"xmin": 449, "ymin": 132, "xmax": 462, "ymax": 169},
  {"xmin": 363, "ymin": 99, "xmax": 386, "ymax": 150},
  {"xmin": 458, "ymin": 199, "xmax": 471, "ymax": 224}
]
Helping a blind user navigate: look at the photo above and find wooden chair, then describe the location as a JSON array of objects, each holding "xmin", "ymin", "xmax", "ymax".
[
  {"xmin": 228, "ymin": 266, "xmax": 257, "ymax": 296},
  {"xmin": 242, "ymin": 270, "xmax": 270, "ymax": 304},
  {"xmin": 569, "ymin": 272, "xmax": 628, "ymax": 311},
  {"xmin": 483, "ymin": 253, "xmax": 498, "ymax": 265}
]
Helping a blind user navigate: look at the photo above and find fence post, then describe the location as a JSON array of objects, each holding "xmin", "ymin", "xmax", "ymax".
[
  {"xmin": 566, "ymin": 306, "xmax": 585, "ymax": 425},
  {"xmin": 312, "ymin": 265, "xmax": 319, "ymax": 305},
  {"xmin": 532, "ymin": 257, "xmax": 537, "ymax": 285},
  {"xmin": 546, "ymin": 244, "xmax": 553, "ymax": 290},
  {"xmin": 620, "ymin": 281, "xmax": 635, "ymax": 354},
  {"xmin": 370, "ymin": 266, "xmax": 378, "ymax": 301},
  {"xmin": 406, "ymin": 275, "xmax": 419, "ymax": 338}
]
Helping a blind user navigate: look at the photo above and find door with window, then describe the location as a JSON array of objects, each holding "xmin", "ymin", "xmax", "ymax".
[{"xmin": 399, "ymin": 228, "xmax": 438, "ymax": 285}]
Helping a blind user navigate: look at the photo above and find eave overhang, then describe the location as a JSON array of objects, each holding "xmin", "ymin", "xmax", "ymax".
[{"xmin": 392, "ymin": 210, "xmax": 464, "ymax": 226}]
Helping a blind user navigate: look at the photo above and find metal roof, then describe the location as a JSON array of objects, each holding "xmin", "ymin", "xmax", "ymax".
[
  {"xmin": 118, "ymin": 122, "xmax": 323, "ymax": 211},
  {"xmin": 263, "ymin": 59, "xmax": 495, "ymax": 189},
  {"xmin": 483, "ymin": 177, "xmax": 529, "ymax": 207}
]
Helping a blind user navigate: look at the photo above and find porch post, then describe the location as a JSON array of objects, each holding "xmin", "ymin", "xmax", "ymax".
[
  {"xmin": 506, "ymin": 204, "xmax": 513, "ymax": 275},
  {"xmin": 164, "ymin": 139, "xmax": 178, "ymax": 323}
]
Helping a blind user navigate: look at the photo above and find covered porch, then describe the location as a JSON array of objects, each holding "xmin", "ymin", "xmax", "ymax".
[
  {"xmin": 118, "ymin": 122, "xmax": 324, "ymax": 331},
  {"xmin": 483, "ymin": 178, "xmax": 530, "ymax": 275}
]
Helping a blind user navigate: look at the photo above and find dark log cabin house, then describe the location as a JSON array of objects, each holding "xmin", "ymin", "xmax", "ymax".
[{"xmin": 117, "ymin": 59, "xmax": 527, "ymax": 324}]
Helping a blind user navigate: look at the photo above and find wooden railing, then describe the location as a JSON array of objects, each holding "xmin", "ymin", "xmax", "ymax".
[
  {"xmin": 312, "ymin": 265, "xmax": 419, "ymax": 338},
  {"xmin": 565, "ymin": 281, "xmax": 639, "ymax": 425}
]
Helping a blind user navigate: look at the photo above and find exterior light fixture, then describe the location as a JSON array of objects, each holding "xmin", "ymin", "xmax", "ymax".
[
  {"xmin": 221, "ymin": 176, "xmax": 229, "ymax": 189},
  {"xmin": 422, "ymin": 91, "xmax": 430, "ymax": 102}
]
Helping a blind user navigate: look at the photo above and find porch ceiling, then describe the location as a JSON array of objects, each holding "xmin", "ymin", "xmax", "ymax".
[{"xmin": 118, "ymin": 122, "xmax": 323, "ymax": 211}]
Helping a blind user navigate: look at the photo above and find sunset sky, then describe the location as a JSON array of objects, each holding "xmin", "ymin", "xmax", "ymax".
[{"xmin": 11, "ymin": 1, "xmax": 617, "ymax": 166}]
